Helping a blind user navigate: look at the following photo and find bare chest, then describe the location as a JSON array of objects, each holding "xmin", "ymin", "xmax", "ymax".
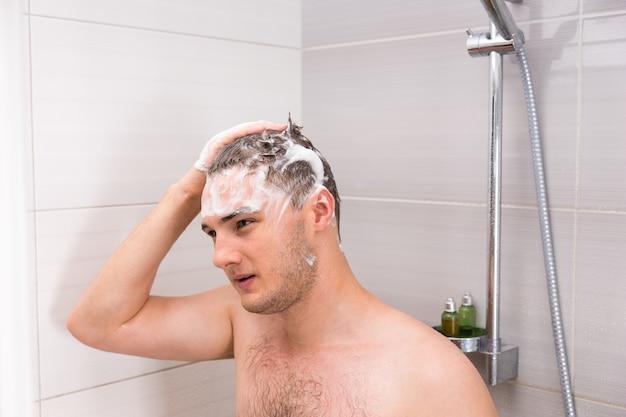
[{"xmin": 235, "ymin": 338, "xmax": 381, "ymax": 417}]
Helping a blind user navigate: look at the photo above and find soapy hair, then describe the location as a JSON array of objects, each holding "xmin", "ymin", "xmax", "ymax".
[{"xmin": 208, "ymin": 119, "xmax": 341, "ymax": 233}]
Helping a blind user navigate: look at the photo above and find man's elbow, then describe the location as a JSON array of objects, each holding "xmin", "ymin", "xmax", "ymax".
[{"xmin": 66, "ymin": 310, "xmax": 106, "ymax": 349}]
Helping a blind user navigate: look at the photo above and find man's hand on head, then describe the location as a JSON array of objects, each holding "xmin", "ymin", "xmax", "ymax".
[{"xmin": 194, "ymin": 120, "xmax": 287, "ymax": 173}]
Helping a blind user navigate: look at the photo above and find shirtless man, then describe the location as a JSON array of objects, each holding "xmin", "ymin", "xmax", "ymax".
[{"xmin": 67, "ymin": 119, "xmax": 498, "ymax": 416}]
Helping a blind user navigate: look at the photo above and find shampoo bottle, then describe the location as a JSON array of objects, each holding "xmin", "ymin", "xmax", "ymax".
[
  {"xmin": 441, "ymin": 298, "xmax": 459, "ymax": 337},
  {"xmin": 459, "ymin": 292, "xmax": 477, "ymax": 337}
]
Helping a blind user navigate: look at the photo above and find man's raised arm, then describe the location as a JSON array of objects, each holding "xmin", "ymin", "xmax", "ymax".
[{"xmin": 66, "ymin": 120, "xmax": 285, "ymax": 360}]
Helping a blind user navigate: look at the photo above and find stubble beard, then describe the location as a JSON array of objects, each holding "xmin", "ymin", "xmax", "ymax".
[{"xmin": 242, "ymin": 222, "xmax": 318, "ymax": 315}]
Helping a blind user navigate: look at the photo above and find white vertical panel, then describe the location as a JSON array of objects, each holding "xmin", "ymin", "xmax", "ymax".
[{"xmin": 0, "ymin": 1, "xmax": 36, "ymax": 417}]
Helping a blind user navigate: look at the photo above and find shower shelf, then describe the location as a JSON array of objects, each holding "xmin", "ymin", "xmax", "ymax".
[{"xmin": 433, "ymin": 326, "xmax": 487, "ymax": 353}]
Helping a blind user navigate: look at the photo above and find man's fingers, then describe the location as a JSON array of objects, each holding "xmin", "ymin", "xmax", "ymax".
[
  {"xmin": 194, "ymin": 120, "xmax": 287, "ymax": 173},
  {"xmin": 231, "ymin": 120, "xmax": 287, "ymax": 137},
  {"xmin": 217, "ymin": 120, "xmax": 286, "ymax": 146}
]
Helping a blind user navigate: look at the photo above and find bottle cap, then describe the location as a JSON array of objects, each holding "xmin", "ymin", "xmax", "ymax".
[
  {"xmin": 444, "ymin": 297, "xmax": 456, "ymax": 312},
  {"xmin": 462, "ymin": 292, "xmax": 474, "ymax": 306}
]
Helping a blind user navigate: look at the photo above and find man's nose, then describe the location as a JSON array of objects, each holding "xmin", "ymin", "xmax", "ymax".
[{"xmin": 212, "ymin": 236, "xmax": 242, "ymax": 269}]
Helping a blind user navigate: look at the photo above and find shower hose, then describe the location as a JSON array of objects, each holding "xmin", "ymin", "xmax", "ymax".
[{"xmin": 515, "ymin": 44, "xmax": 577, "ymax": 417}]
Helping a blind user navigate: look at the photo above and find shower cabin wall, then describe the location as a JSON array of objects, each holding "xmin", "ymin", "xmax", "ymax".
[
  {"xmin": 303, "ymin": 1, "xmax": 626, "ymax": 416},
  {"xmin": 25, "ymin": 1, "xmax": 301, "ymax": 416}
]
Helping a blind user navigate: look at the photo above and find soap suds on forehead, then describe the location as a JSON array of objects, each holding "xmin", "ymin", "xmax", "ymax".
[{"xmin": 201, "ymin": 168, "xmax": 280, "ymax": 219}]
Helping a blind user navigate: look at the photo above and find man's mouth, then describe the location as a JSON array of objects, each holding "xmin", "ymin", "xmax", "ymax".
[
  {"xmin": 237, "ymin": 275, "xmax": 253, "ymax": 282},
  {"xmin": 234, "ymin": 275, "xmax": 256, "ymax": 289}
]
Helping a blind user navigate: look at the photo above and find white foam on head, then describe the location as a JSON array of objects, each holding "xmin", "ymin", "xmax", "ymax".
[
  {"xmin": 280, "ymin": 142, "xmax": 325, "ymax": 185},
  {"xmin": 201, "ymin": 129, "xmax": 328, "ymax": 228}
]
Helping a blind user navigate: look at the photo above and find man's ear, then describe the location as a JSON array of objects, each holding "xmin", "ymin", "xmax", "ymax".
[{"xmin": 310, "ymin": 187, "xmax": 335, "ymax": 232}]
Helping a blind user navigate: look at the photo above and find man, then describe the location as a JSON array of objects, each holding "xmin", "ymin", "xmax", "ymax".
[{"xmin": 68, "ymin": 118, "xmax": 498, "ymax": 416}]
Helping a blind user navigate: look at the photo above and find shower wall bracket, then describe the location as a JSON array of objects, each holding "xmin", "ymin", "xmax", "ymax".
[
  {"xmin": 468, "ymin": 344, "xmax": 519, "ymax": 386},
  {"xmin": 466, "ymin": 29, "xmax": 521, "ymax": 57}
]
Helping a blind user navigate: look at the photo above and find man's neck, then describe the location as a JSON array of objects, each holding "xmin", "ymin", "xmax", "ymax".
[{"xmin": 275, "ymin": 264, "xmax": 374, "ymax": 350}]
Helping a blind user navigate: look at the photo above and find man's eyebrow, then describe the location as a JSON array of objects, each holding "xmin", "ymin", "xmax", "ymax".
[
  {"xmin": 201, "ymin": 207, "xmax": 261, "ymax": 232},
  {"xmin": 220, "ymin": 207, "xmax": 260, "ymax": 223}
]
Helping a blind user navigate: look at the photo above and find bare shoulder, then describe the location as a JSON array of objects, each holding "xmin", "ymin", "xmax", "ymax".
[{"xmin": 373, "ymin": 308, "xmax": 499, "ymax": 416}]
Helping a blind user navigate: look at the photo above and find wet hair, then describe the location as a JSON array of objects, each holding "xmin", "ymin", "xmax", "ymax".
[{"xmin": 208, "ymin": 118, "xmax": 341, "ymax": 235}]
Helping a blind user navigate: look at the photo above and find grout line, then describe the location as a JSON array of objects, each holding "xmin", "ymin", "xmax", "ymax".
[
  {"xmin": 504, "ymin": 380, "xmax": 626, "ymax": 410},
  {"xmin": 38, "ymin": 362, "xmax": 201, "ymax": 402},
  {"xmin": 33, "ymin": 198, "xmax": 626, "ymax": 216},
  {"xmin": 569, "ymin": 0, "xmax": 586, "ymax": 392},
  {"xmin": 34, "ymin": 202, "xmax": 158, "ymax": 213},
  {"xmin": 304, "ymin": 28, "xmax": 469, "ymax": 51},
  {"xmin": 342, "ymin": 195, "xmax": 486, "ymax": 208},
  {"xmin": 27, "ymin": 13, "xmax": 300, "ymax": 51},
  {"xmin": 32, "ymin": 191, "xmax": 626, "ymax": 214},
  {"xmin": 341, "ymin": 195, "xmax": 626, "ymax": 215},
  {"xmin": 303, "ymin": 9, "xmax": 626, "ymax": 52}
]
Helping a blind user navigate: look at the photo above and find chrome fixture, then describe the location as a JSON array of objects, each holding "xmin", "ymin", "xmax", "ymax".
[
  {"xmin": 465, "ymin": 0, "xmax": 522, "ymax": 387},
  {"xmin": 477, "ymin": 0, "xmax": 524, "ymax": 42},
  {"xmin": 466, "ymin": 1, "xmax": 577, "ymax": 416}
]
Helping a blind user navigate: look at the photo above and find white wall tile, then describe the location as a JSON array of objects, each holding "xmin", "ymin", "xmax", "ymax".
[
  {"xmin": 574, "ymin": 212, "xmax": 626, "ymax": 407},
  {"xmin": 31, "ymin": 16, "xmax": 301, "ymax": 210},
  {"xmin": 30, "ymin": 0, "xmax": 300, "ymax": 48},
  {"xmin": 304, "ymin": 34, "xmax": 490, "ymax": 204},
  {"xmin": 583, "ymin": 0, "xmax": 626, "ymax": 14},
  {"xmin": 579, "ymin": 14, "xmax": 626, "ymax": 211},
  {"xmin": 496, "ymin": 209, "xmax": 575, "ymax": 390},
  {"xmin": 488, "ymin": 383, "xmax": 567, "ymax": 417},
  {"xmin": 340, "ymin": 198, "xmax": 487, "ymax": 325},
  {"xmin": 303, "ymin": 0, "xmax": 485, "ymax": 47},
  {"xmin": 577, "ymin": 398, "xmax": 626, "ymax": 417},
  {"xmin": 40, "ymin": 360, "xmax": 236, "ymax": 417}
]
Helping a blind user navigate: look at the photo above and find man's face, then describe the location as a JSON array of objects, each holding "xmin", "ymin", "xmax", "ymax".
[{"xmin": 201, "ymin": 167, "xmax": 318, "ymax": 315}]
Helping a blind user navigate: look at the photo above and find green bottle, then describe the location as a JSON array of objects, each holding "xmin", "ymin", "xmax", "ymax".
[
  {"xmin": 459, "ymin": 292, "xmax": 476, "ymax": 337},
  {"xmin": 441, "ymin": 298, "xmax": 459, "ymax": 337}
]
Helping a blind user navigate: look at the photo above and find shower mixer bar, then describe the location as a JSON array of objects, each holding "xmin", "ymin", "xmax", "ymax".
[{"xmin": 465, "ymin": 0, "xmax": 522, "ymax": 386}]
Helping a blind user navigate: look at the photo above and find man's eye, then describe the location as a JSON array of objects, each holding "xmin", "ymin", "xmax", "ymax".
[
  {"xmin": 207, "ymin": 230, "xmax": 216, "ymax": 238},
  {"xmin": 237, "ymin": 219, "xmax": 253, "ymax": 229}
]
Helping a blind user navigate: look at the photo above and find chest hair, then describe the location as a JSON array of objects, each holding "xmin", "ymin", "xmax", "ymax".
[{"xmin": 239, "ymin": 336, "xmax": 376, "ymax": 417}]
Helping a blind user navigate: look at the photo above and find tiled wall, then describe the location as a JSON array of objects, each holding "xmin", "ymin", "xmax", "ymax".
[
  {"xmin": 26, "ymin": 1, "xmax": 300, "ymax": 416},
  {"xmin": 23, "ymin": 0, "xmax": 626, "ymax": 416},
  {"xmin": 303, "ymin": 0, "xmax": 626, "ymax": 416}
]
